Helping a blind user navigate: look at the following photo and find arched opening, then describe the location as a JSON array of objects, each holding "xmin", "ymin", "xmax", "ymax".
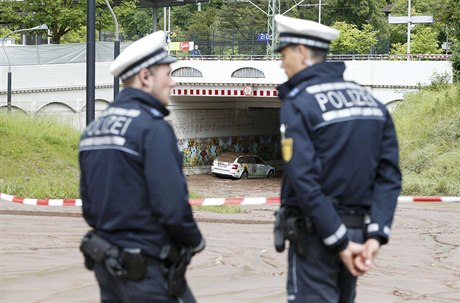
[
  {"xmin": 0, "ymin": 105, "xmax": 27, "ymax": 114},
  {"xmin": 231, "ymin": 67, "xmax": 265, "ymax": 78},
  {"xmin": 79, "ymin": 99, "xmax": 111, "ymax": 129},
  {"xmin": 172, "ymin": 67, "xmax": 203, "ymax": 77},
  {"xmin": 37, "ymin": 102, "xmax": 78, "ymax": 128}
]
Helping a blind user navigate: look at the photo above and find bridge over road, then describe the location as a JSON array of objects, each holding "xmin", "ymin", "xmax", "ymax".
[{"xmin": 0, "ymin": 59, "xmax": 453, "ymax": 168}]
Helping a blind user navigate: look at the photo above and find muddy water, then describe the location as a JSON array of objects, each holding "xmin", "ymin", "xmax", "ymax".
[
  {"xmin": 1, "ymin": 175, "xmax": 459, "ymax": 302},
  {"xmin": 186, "ymin": 174, "xmax": 282, "ymax": 198}
]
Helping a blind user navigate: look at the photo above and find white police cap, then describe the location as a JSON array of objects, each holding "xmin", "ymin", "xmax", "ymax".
[
  {"xmin": 110, "ymin": 30, "xmax": 176, "ymax": 81},
  {"xmin": 275, "ymin": 15, "xmax": 339, "ymax": 52}
]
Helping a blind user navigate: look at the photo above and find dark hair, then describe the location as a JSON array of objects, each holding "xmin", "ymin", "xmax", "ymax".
[
  {"xmin": 308, "ymin": 47, "xmax": 328, "ymax": 62},
  {"xmin": 286, "ymin": 44, "xmax": 328, "ymax": 63}
]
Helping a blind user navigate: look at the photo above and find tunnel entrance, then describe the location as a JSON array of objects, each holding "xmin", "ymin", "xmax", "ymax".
[{"xmin": 168, "ymin": 97, "xmax": 281, "ymax": 169}]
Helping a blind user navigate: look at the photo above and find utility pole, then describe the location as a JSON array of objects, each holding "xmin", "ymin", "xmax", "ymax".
[
  {"xmin": 318, "ymin": 0, "xmax": 322, "ymax": 24},
  {"xmin": 86, "ymin": 0, "xmax": 96, "ymax": 124},
  {"xmin": 266, "ymin": 0, "xmax": 280, "ymax": 57},
  {"xmin": 407, "ymin": 0, "xmax": 411, "ymax": 55}
]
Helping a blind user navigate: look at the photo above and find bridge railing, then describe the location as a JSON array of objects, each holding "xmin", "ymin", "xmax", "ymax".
[
  {"xmin": 178, "ymin": 54, "xmax": 451, "ymax": 61},
  {"xmin": 0, "ymin": 42, "xmax": 452, "ymax": 66}
]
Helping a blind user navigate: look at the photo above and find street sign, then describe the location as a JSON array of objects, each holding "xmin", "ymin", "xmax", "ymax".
[
  {"xmin": 388, "ymin": 15, "xmax": 433, "ymax": 24},
  {"xmin": 257, "ymin": 33, "xmax": 271, "ymax": 42},
  {"xmin": 242, "ymin": 85, "xmax": 254, "ymax": 96},
  {"xmin": 441, "ymin": 42, "xmax": 450, "ymax": 50},
  {"xmin": 168, "ymin": 41, "xmax": 194, "ymax": 51}
]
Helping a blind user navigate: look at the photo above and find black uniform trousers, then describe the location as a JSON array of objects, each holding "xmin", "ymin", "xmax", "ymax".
[
  {"xmin": 287, "ymin": 228, "xmax": 364, "ymax": 303},
  {"xmin": 94, "ymin": 262, "xmax": 196, "ymax": 303}
]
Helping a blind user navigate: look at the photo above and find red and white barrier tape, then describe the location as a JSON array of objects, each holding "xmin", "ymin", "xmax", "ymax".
[
  {"xmin": 1, "ymin": 193, "xmax": 459, "ymax": 207},
  {"xmin": 189, "ymin": 197, "xmax": 281, "ymax": 206},
  {"xmin": 0, "ymin": 193, "xmax": 83, "ymax": 207},
  {"xmin": 397, "ymin": 196, "xmax": 460, "ymax": 203}
]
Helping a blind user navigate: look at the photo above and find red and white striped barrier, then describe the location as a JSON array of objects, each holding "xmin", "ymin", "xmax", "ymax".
[
  {"xmin": 397, "ymin": 196, "xmax": 460, "ymax": 203},
  {"xmin": 1, "ymin": 193, "xmax": 459, "ymax": 207},
  {"xmin": 172, "ymin": 86, "xmax": 278, "ymax": 97},
  {"xmin": 189, "ymin": 197, "xmax": 281, "ymax": 206},
  {"xmin": 0, "ymin": 193, "xmax": 82, "ymax": 207}
]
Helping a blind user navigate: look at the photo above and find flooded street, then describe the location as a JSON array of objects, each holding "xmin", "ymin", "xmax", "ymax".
[
  {"xmin": 186, "ymin": 173, "xmax": 282, "ymax": 198},
  {"xmin": 1, "ymin": 175, "xmax": 459, "ymax": 302}
]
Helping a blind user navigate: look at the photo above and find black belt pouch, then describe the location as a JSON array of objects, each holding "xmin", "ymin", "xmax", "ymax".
[{"xmin": 122, "ymin": 249, "xmax": 148, "ymax": 281}]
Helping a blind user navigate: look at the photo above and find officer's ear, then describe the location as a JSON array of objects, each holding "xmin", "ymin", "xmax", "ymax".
[
  {"xmin": 138, "ymin": 68, "xmax": 153, "ymax": 87},
  {"xmin": 296, "ymin": 45, "xmax": 310, "ymax": 60}
]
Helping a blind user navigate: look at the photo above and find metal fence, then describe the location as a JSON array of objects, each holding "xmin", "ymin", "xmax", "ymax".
[{"xmin": 0, "ymin": 42, "xmax": 451, "ymax": 66}]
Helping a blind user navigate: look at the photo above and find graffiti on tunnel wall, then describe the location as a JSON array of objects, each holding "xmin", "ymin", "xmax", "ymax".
[{"xmin": 178, "ymin": 134, "xmax": 281, "ymax": 167}]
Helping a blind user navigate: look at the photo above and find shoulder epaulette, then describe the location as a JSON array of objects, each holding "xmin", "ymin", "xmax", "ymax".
[
  {"xmin": 149, "ymin": 108, "xmax": 164, "ymax": 119},
  {"xmin": 287, "ymin": 87, "xmax": 301, "ymax": 99},
  {"xmin": 286, "ymin": 81, "xmax": 310, "ymax": 99}
]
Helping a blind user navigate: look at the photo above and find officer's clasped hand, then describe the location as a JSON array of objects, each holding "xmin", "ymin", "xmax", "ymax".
[{"xmin": 339, "ymin": 241, "xmax": 365, "ymax": 277}]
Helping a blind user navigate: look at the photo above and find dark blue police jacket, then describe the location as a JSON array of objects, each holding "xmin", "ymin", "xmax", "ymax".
[
  {"xmin": 277, "ymin": 62, "xmax": 401, "ymax": 252},
  {"xmin": 79, "ymin": 88, "xmax": 203, "ymax": 258}
]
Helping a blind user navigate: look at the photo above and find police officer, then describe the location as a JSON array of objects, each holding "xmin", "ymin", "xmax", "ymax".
[
  {"xmin": 79, "ymin": 31, "xmax": 205, "ymax": 303},
  {"xmin": 274, "ymin": 15, "xmax": 402, "ymax": 302}
]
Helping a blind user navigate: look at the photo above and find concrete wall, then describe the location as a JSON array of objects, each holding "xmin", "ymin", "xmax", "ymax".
[
  {"xmin": 169, "ymin": 108, "xmax": 279, "ymax": 139},
  {"xmin": 0, "ymin": 60, "xmax": 453, "ymax": 103},
  {"xmin": 343, "ymin": 61, "xmax": 452, "ymax": 87},
  {"xmin": 0, "ymin": 59, "xmax": 453, "ymax": 167}
]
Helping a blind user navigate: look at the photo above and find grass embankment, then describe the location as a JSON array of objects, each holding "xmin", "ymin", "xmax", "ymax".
[
  {"xmin": 0, "ymin": 113, "xmax": 244, "ymax": 213},
  {"xmin": 0, "ymin": 113, "xmax": 80, "ymax": 198},
  {"xmin": 392, "ymin": 84, "xmax": 460, "ymax": 196},
  {"xmin": 0, "ymin": 84, "xmax": 459, "ymax": 199}
]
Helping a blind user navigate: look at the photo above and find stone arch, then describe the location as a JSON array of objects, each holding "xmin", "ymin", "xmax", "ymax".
[
  {"xmin": 79, "ymin": 99, "xmax": 111, "ymax": 129},
  {"xmin": 79, "ymin": 99, "xmax": 110, "ymax": 113},
  {"xmin": 36, "ymin": 102, "xmax": 79, "ymax": 128},
  {"xmin": 0, "ymin": 105, "xmax": 27, "ymax": 114},
  {"xmin": 38, "ymin": 102, "xmax": 76, "ymax": 113},
  {"xmin": 172, "ymin": 67, "xmax": 203, "ymax": 77},
  {"xmin": 231, "ymin": 67, "xmax": 265, "ymax": 78}
]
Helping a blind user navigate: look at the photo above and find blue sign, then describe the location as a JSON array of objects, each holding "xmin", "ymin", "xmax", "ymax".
[{"xmin": 257, "ymin": 33, "xmax": 271, "ymax": 42}]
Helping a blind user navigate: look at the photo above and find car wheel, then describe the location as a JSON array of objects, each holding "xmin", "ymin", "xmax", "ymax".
[
  {"xmin": 267, "ymin": 170, "xmax": 275, "ymax": 178},
  {"xmin": 240, "ymin": 171, "xmax": 248, "ymax": 179}
]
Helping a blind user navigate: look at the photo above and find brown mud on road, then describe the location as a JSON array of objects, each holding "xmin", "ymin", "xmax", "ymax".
[
  {"xmin": 1, "ymin": 175, "xmax": 459, "ymax": 302},
  {"xmin": 186, "ymin": 174, "xmax": 282, "ymax": 198}
]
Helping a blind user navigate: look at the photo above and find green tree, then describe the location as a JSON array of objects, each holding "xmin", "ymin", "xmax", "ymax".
[
  {"xmin": 60, "ymin": 26, "xmax": 87, "ymax": 44},
  {"xmin": 1, "ymin": 0, "xmax": 87, "ymax": 44},
  {"xmin": 210, "ymin": 2, "xmax": 267, "ymax": 54},
  {"xmin": 330, "ymin": 22, "xmax": 378, "ymax": 54},
  {"xmin": 389, "ymin": 0, "xmax": 460, "ymax": 53},
  {"xmin": 0, "ymin": 0, "xmax": 139, "ymax": 44},
  {"xmin": 390, "ymin": 26, "xmax": 442, "ymax": 54},
  {"xmin": 0, "ymin": 1, "xmax": 23, "ymax": 28},
  {"xmin": 113, "ymin": 0, "xmax": 153, "ymax": 40},
  {"xmin": 214, "ymin": 2, "xmax": 266, "ymax": 38},
  {"xmin": 323, "ymin": 0, "xmax": 388, "ymax": 30}
]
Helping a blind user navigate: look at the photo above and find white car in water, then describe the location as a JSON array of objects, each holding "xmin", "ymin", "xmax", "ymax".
[{"xmin": 211, "ymin": 152, "xmax": 275, "ymax": 179}]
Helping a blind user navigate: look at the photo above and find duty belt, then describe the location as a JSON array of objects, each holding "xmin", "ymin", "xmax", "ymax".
[{"xmin": 339, "ymin": 213, "xmax": 369, "ymax": 228}]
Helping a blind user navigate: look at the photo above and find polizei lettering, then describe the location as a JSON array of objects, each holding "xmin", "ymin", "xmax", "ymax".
[
  {"xmin": 85, "ymin": 115, "xmax": 133, "ymax": 137},
  {"xmin": 305, "ymin": 81, "xmax": 384, "ymax": 124},
  {"xmin": 314, "ymin": 89, "xmax": 378, "ymax": 112}
]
